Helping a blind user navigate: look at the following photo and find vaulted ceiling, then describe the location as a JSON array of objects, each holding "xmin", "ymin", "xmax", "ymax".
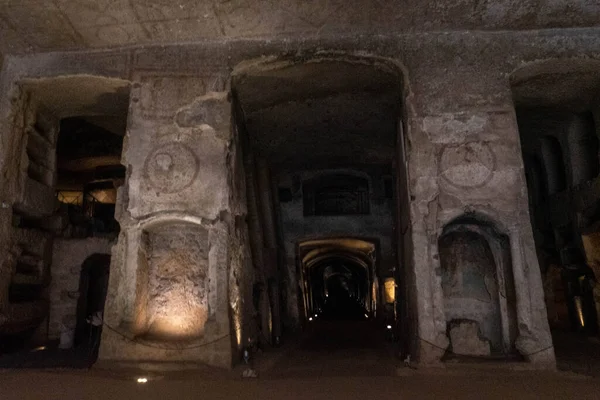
[
  {"xmin": 0, "ymin": 1, "xmax": 599, "ymax": 56},
  {"xmin": 233, "ymin": 60, "xmax": 402, "ymax": 168}
]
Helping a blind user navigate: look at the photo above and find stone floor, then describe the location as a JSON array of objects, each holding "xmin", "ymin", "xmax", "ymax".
[
  {"xmin": 0, "ymin": 364, "xmax": 598, "ymax": 400},
  {"xmin": 552, "ymin": 329, "xmax": 600, "ymax": 376},
  {"xmin": 2, "ymin": 321, "xmax": 600, "ymax": 399},
  {"xmin": 262, "ymin": 319, "xmax": 397, "ymax": 378}
]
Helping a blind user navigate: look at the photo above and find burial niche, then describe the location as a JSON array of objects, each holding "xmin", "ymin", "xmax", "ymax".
[
  {"xmin": 439, "ymin": 218, "xmax": 517, "ymax": 357},
  {"xmin": 141, "ymin": 221, "xmax": 209, "ymax": 341}
]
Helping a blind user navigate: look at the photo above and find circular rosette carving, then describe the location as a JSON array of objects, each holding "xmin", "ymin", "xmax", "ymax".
[
  {"xmin": 144, "ymin": 143, "xmax": 199, "ymax": 193},
  {"xmin": 440, "ymin": 142, "xmax": 495, "ymax": 188}
]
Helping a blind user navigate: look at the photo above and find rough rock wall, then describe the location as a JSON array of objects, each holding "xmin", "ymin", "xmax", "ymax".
[
  {"xmin": 142, "ymin": 223, "xmax": 209, "ymax": 340},
  {"xmin": 2, "ymin": 27, "xmax": 598, "ymax": 367},
  {"xmin": 49, "ymin": 238, "xmax": 113, "ymax": 340},
  {"xmin": 440, "ymin": 231, "xmax": 503, "ymax": 353},
  {"xmin": 96, "ymin": 71, "xmax": 252, "ymax": 368},
  {"xmin": 405, "ymin": 48, "xmax": 554, "ymax": 365}
]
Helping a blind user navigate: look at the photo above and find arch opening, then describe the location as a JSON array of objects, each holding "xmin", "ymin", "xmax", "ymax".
[
  {"xmin": 512, "ymin": 61, "xmax": 600, "ymax": 369},
  {"xmin": 300, "ymin": 238, "xmax": 376, "ymax": 322},
  {"xmin": 0, "ymin": 75, "xmax": 129, "ymax": 368},
  {"xmin": 231, "ymin": 55, "xmax": 410, "ymax": 364}
]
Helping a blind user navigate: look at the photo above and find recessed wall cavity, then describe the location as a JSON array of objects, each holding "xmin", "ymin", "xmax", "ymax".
[
  {"xmin": 439, "ymin": 217, "xmax": 517, "ymax": 357},
  {"xmin": 140, "ymin": 221, "xmax": 209, "ymax": 341},
  {"xmin": 0, "ymin": 75, "xmax": 129, "ymax": 355},
  {"xmin": 513, "ymin": 60, "xmax": 600, "ymax": 338}
]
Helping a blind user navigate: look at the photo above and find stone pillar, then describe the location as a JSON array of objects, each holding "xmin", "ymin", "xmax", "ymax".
[
  {"xmin": 256, "ymin": 158, "xmax": 282, "ymax": 342},
  {"xmin": 510, "ymin": 225, "xmax": 556, "ymax": 367},
  {"xmin": 256, "ymin": 158, "xmax": 278, "ymax": 252},
  {"xmin": 243, "ymin": 154, "xmax": 270, "ymax": 345},
  {"xmin": 245, "ymin": 155, "xmax": 265, "ymax": 277},
  {"xmin": 99, "ymin": 73, "xmax": 252, "ymax": 369}
]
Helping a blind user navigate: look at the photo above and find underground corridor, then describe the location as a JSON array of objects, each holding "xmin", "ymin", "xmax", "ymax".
[
  {"xmin": 512, "ymin": 60, "xmax": 600, "ymax": 374},
  {"xmin": 0, "ymin": 76, "xmax": 129, "ymax": 367},
  {"xmin": 231, "ymin": 57, "xmax": 407, "ymax": 375}
]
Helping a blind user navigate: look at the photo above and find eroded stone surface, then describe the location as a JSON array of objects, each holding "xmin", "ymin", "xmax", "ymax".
[
  {"xmin": 143, "ymin": 223, "xmax": 209, "ymax": 340},
  {"xmin": 0, "ymin": 1, "xmax": 599, "ymax": 54},
  {"xmin": 449, "ymin": 320, "xmax": 492, "ymax": 356},
  {"xmin": 1, "ymin": 6, "xmax": 592, "ymax": 370}
]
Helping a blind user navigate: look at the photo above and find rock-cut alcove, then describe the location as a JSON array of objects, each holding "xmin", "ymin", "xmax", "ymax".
[
  {"xmin": 439, "ymin": 216, "xmax": 518, "ymax": 357},
  {"xmin": 138, "ymin": 221, "xmax": 209, "ymax": 341}
]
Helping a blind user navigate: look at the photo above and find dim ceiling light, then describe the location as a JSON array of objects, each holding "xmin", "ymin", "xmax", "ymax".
[
  {"xmin": 387, "ymin": 325, "xmax": 392, "ymax": 330},
  {"xmin": 308, "ymin": 317, "xmax": 313, "ymax": 321},
  {"xmin": 136, "ymin": 377, "xmax": 148, "ymax": 384}
]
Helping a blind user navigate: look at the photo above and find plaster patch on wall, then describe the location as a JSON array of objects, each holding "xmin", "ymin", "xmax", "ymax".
[{"xmin": 422, "ymin": 114, "xmax": 488, "ymax": 143}]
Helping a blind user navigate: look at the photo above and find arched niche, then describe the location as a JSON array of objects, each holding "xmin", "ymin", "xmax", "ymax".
[
  {"xmin": 137, "ymin": 220, "xmax": 210, "ymax": 341},
  {"xmin": 567, "ymin": 112, "xmax": 599, "ymax": 186},
  {"xmin": 523, "ymin": 154, "xmax": 548, "ymax": 206},
  {"xmin": 540, "ymin": 135, "xmax": 567, "ymax": 194},
  {"xmin": 438, "ymin": 215, "xmax": 518, "ymax": 357}
]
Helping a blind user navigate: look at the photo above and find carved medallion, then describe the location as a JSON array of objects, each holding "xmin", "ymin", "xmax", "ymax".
[
  {"xmin": 144, "ymin": 143, "xmax": 199, "ymax": 193},
  {"xmin": 440, "ymin": 142, "xmax": 495, "ymax": 188}
]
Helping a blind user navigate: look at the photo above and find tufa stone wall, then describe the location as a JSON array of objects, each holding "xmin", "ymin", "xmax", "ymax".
[
  {"xmin": 142, "ymin": 223, "xmax": 209, "ymax": 341},
  {"xmin": 2, "ymin": 26, "xmax": 596, "ymax": 367},
  {"xmin": 98, "ymin": 70, "xmax": 252, "ymax": 369},
  {"xmin": 49, "ymin": 238, "xmax": 113, "ymax": 340}
]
